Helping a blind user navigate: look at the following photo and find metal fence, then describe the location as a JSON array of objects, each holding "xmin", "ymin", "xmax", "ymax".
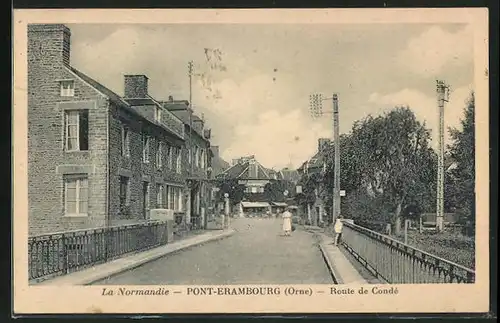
[
  {"xmin": 28, "ymin": 221, "xmax": 169, "ymax": 281},
  {"xmin": 341, "ymin": 221, "xmax": 475, "ymax": 284}
]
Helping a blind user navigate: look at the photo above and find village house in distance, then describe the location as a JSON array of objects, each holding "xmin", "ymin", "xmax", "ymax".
[
  {"xmin": 216, "ymin": 155, "xmax": 299, "ymax": 216},
  {"xmin": 27, "ymin": 24, "xmax": 214, "ymax": 236}
]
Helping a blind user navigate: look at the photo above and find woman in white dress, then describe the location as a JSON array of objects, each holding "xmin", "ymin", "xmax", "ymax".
[{"xmin": 282, "ymin": 208, "xmax": 293, "ymax": 236}]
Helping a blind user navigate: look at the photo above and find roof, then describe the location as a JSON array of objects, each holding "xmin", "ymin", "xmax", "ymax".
[
  {"xmin": 271, "ymin": 202, "xmax": 288, "ymax": 207},
  {"xmin": 280, "ymin": 168, "xmax": 301, "ymax": 182},
  {"xmin": 217, "ymin": 158, "xmax": 271, "ymax": 180},
  {"xmin": 241, "ymin": 202, "xmax": 270, "ymax": 208},
  {"xmin": 66, "ymin": 66, "xmax": 129, "ymax": 109},
  {"xmin": 297, "ymin": 146, "xmax": 331, "ymax": 173},
  {"xmin": 67, "ymin": 66, "xmax": 185, "ymax": 141}
]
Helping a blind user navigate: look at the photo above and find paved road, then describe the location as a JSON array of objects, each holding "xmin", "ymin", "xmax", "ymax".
[{"xmin": 94, "ymin": 217, "xmax": 333, "ymax": 285}]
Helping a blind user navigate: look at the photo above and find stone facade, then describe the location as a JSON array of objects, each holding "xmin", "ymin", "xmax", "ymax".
[
  {"xmin": 27, "ymin": 24, "xmax": 213, "ymax": 236},
  {"xmin": 28, "ymin": 24, "xmax": 109, "ymax": 235}
]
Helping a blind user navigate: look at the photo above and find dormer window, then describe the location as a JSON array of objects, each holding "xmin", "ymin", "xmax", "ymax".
[
  {"xmin": 60, "ymin": 80, "xmax": 75, "ymax": 97},
  {"xmin": 155, "ymin": 107, "xmax": 162, "ymax": 122}
]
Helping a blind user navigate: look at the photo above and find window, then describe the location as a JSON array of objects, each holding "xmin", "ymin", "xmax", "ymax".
[
  {"xmin": 121, "ymin": 126, "xmax": 130, "ymax": 157},
  {"xmin": 194, "ymin": 147, "xmax": 199, "ymax": 167},
  {"xmin": 167, "ymin": 144, "xmax": 172, "ymax": 169},
  {"xmin": 155, "ymin": 107, "xmax": 162, "ymax": 122},
  {"xmin": 176, "ymin": 148, "xmax": 182, "ymax": 173},
  {"xmin": 64, "ymin": 175, "xmax": 88, "ymax": 216},
  {"xmin": 119, "ymin": 176, "xmax": 129, "ymax": 210},
  {"xmin": 143, "ymin": 181, "xmax": 150, "ymax": 219},
  {"xmin": 142, "ymin": 134, "xmax": 150, "ymax": 163},
  {"xmin": 169, "ymin": 186, "xmax": 175, "ymax": 210},
  {"xmin": 60, "ymin": 80, "xmax": 75, "ymax": 97},
  {"xmin": 200, "ymin": 148, "xmax": 205, "ymax": 169},
  {"xmin": 156, "ymin": 141, "xmax": 163, "ymax": 168},
  {"xmin": 177, "ymin": 188, "xmax": 183, "ymax": 211},
  {"xmin": 156, "ymin": 184, "xmax": 164, "ymax": 208},
  {"xmin": 65, "ymin": 110, "xmax": 89, "ymax": 151}
]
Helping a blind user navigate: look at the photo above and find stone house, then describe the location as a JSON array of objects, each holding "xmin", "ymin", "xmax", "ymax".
[
  {"xmin": 297, "ymin": 138, "xmax": 331, "ymax": 226},
  {"xmin": 27, "ymin": 24, "xmax": 212, "ymax": 236}
]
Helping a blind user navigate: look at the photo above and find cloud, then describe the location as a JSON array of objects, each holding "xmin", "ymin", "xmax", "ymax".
[
  {"xmin": 397, "ymin": 25, "xmax": 473, "ymax": 77},
  {"xmin": 368, "ymin": 84, "xmax": 474, "ymax": 149},
  {"xmin": 221, "ymin": 109, "xmax": 330, "ymax": 170}
]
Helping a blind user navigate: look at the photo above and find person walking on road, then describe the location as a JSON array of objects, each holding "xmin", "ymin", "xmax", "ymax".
[
  {"xmin": 281, "ymin": 207, "xmax": 293, "ymax": 236},
  {"xmin": 333, "ymin": 216, "xmax": 343, "ymax": 246}
]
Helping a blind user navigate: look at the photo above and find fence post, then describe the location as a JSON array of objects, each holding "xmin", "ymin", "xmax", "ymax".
[{"xmin": 404, "ymin": 220, "xmax": 409, "ymax": 244}]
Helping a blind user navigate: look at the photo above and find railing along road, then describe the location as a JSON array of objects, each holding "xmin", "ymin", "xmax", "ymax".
[
  {"xmin": 28, "ymin": 221, "xmax": 169, "ymax": 281},
  {"xmin": 341, "ymin": 221, "xmax": 475, "ymax": 284}
]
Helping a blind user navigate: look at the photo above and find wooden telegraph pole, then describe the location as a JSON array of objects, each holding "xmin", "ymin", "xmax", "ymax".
[
  {"xmin": 332, "ymin": 94, "xmax": 341, "ymax": 224},
  {"xmin": 436, "ymin": 80, "xmax": 450, "ymax": 232}
]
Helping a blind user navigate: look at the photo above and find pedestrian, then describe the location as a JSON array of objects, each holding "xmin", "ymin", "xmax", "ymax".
[
  {"xmin": 333, "ymin": 216, "xmax": 344, "ymax": 246},
  {"xmin": 281, "ymin": 207, "xmax": 293, "ymax": 236}
]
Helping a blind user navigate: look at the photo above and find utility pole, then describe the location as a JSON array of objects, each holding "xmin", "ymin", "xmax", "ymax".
[
  {"xmin": 188, "ymin": 61, "xmax": 194, "ymax": 175},
  {"xmin": 332, "ymin": 94, "xmax": 341, "ymax": 225},
  {"xmin": 436, "ymin": 80, "xmax": 450, "ymax": 232},
  {"xmin": 309, "ymin": 92, "xmax": 341, "ymax": 224},
  {"xmin": 187, "ymin": 60, "xmax": 194, "ymax": 227}
]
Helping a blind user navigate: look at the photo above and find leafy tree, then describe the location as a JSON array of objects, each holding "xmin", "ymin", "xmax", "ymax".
[
  {"xmin": 264, "ymin": 179, "xmax": 297, "ymax": 202},
  {"xmin": 345, "ymin": 107, "xmax": 436, "ymax": 235},
  {"xmin": 447, "ymin": 92, "xmax": 475, "ymax": 235},
  {"xmin": 215, "ymin": 178, "xmax": 246, "ymax": 205}
]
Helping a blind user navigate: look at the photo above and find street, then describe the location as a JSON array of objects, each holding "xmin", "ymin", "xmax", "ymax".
[{"xmin": 94, "ymin": 217, "xmax": 334, "ymax": 285}]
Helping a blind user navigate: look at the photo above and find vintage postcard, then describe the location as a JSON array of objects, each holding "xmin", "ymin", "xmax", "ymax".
[{"xmin": 13, "ymin": 8, "xmax": 490, "ymax": 315}]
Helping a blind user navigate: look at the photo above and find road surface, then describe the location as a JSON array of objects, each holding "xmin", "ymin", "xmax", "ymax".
[{"xmin": 94, "ymin": 217, "xmax": 333, "ymax": 285}]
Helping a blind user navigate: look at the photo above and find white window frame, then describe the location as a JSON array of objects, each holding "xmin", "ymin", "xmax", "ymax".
[
  {"xmin": 156, "ymin": 184, "xmax": 164, "ymax": 208},
  {"xmin": 177, "ymin": 187, "xmax": 183, "ymax": 211},
  {"xmin": 60, "ymin": 80, "xmax": 75, "ymax": 97},
  {"xmin": 155, "ymin": 107, "xmax": 162, "ymax": 123},
  {"xmin": 64, "ymin": 175, "xmax": 89, "ymax": 216},
  {"xmin": 142, "ymin": 134, "xmax": 150, "ymax": 164},
  {"xmin": 200, "ymin": 148, "xmax": 205, "ymax": 169},
  {"xmin": 168, "ymin": 144, "xmax": 173, "ymax": 169},
  {"xmin": 156, "ymin": 141, "xmax": 163, "ymax": 169},
  {"xmin": 65, "ymin": 110, "xmax": 79, "ymax": 151},
  {"xmin": 121, "ymin": 126, "xmax": 130, "ymax": 157},
  {"xmin": 176, "ymin": 148, "xmax": 182, "ymax": 173}
]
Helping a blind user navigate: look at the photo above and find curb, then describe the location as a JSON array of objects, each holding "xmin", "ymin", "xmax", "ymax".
[
  {"xmin": 318, "ymin": 242, "xmax": 343, "ymax": 284},
  {"xmin": 39, "ymin": 229, "xmax": 235, "ymax": 286},
  {"xmin": 86, "ymin": 229, "xmax": 235, "ymax": 285}
]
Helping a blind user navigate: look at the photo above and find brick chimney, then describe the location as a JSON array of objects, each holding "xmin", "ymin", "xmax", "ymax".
[
  {"xmin": 211, "ymin": 146, "xmax": 220, "ymax": 157},
  {"xmin": 28, "ymin": 24, "xmax": 71, "ymax": 67},
  {"xmin": 124, "ymin": 75, "xmax": 149, "ymax": 98},
  {"xmin": 318, "ymin": 138, "xmax": 330, "ymax": 152}
]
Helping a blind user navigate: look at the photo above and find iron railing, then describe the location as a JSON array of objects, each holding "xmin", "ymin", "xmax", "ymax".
[
  {"xmin": 28, "ymin": 221, "xmax": 169, "ymax": 281},
  {"xmin": 341, "ymin": 221, "xmax": 475, "ymax": 284}
]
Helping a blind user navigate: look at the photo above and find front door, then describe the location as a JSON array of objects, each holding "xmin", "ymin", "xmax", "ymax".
[{"xmin": 142, "ymin": 182, "xmax": 149, "ymax": 219}]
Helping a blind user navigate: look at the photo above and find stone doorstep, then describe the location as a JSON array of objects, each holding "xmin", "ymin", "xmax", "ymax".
[
  {"xmin": 36, "ymin": 229, "xmax": 235, "ymax": 286},
  {"xmin": 317, "ymin": 234, "xmax": 368, "ymax": 285}
]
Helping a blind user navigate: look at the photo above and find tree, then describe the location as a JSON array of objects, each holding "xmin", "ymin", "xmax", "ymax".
[
  {"xmin": 346, "ymin": 106, "xmax": 436, "ymax": 235},
  {"xmin": 215, "ymin": 178, "xmax": 246, "ymax": 205},
  {"xmin": 447, "ymin": 92, "xmax": 475, "ymax": 235}
]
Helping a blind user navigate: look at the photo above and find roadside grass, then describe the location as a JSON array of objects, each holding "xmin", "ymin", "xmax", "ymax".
[
  {"xmin": 324, "ymin": 224, "xmax": 475, "ymax": 270},
  {"xmin": 394, "ymin": 229, "xmax": 475, "ymax": 270}
]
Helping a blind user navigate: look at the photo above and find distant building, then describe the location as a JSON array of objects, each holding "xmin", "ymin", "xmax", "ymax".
[
  {"xmin": 27, "ymin": 24, "xmax": 213, "ymax": 236},
  {"xmin": 297, "ymin": 138, "xmax": 331, "ymax": 226}
]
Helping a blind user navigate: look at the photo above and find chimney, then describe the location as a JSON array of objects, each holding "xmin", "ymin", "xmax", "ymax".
[
  {"xmin": 28, "ymin": 24, "xmax": 71, "ymax": 66},
  {"xmin": 318, "ymin": 138, "xmax": 330, "ymax": 152},
  {"xmin": 211, "ymin": 146, "xmax": 220, "ymax": 158},
  {"xmin": 124, "ymin": 75, "xmax": 149, "ymax": 98}
]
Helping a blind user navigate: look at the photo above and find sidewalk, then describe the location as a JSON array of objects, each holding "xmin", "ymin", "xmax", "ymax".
[
  {"xmin": 314, "ymin": 231, "xmax": 368, "ymax": 284},
  {"xmin": 36, "ymin": 228, "xmax": 235, "ymax": 286}
]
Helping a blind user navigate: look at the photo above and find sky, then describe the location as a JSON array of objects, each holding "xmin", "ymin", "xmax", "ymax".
[{"xmin": 67, "ymin": 23, "xmax": 474, "ymax": 170}]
